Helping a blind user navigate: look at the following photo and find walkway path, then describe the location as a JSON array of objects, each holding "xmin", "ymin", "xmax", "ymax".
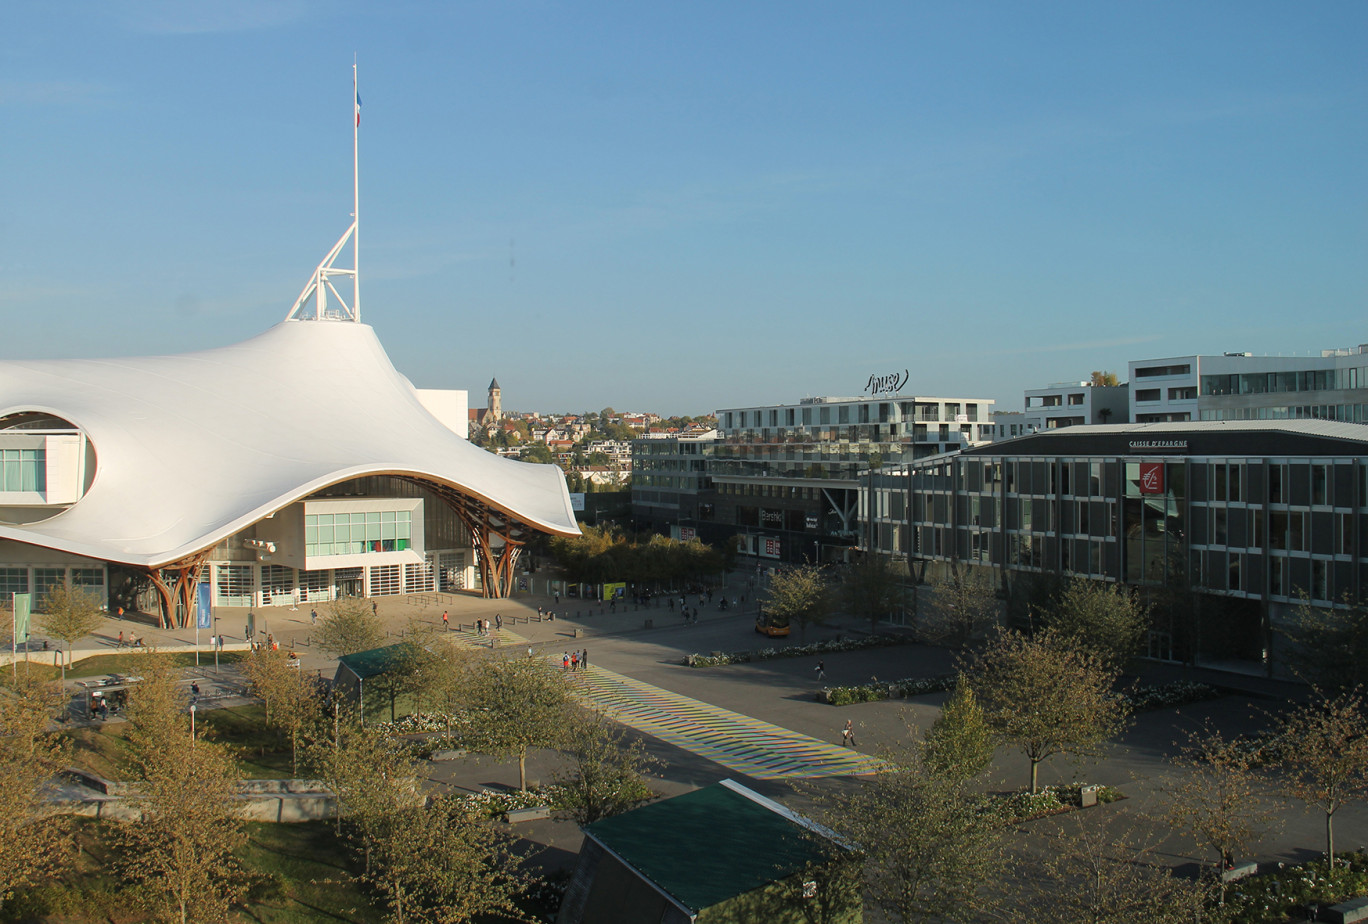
[{"xmin": 566, "ymin": 664, "xmax": 885, "ymax": 781}]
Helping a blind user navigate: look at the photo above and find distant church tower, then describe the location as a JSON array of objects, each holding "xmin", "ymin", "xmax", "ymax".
[{"xmin": 488, "ymin": 377, "xmax": 502, "ymax": 422}]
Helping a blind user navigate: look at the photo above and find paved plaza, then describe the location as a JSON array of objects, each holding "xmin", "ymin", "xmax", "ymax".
[{"xmin": 14, "ymin": 567, "xmax": 1368, "ymax": 896}]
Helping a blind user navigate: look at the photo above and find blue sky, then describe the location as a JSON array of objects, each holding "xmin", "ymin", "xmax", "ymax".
[{"xmin": 2, "ymin": 2, "xmax": 1364, "ymax": 416}]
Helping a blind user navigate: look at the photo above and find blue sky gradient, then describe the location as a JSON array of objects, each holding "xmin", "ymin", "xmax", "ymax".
[{"xmin": 2, "ymin": 2, "xmax": 1364, "ymax": 415}]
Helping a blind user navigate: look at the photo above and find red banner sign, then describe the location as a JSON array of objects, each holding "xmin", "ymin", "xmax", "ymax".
[{"xmin": 1139, "ymin": 462, "xmax": 1165, "ymax": 495}]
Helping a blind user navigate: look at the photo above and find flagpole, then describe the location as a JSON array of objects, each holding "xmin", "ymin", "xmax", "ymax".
[{"xmin": 353, "ymin": 58, "xmax": 361, "ymax": 323}]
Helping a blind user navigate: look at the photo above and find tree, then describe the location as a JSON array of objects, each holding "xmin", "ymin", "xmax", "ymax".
[
  {"xmin": 316, "ymin": 596, "xmax": 385, "ymax": 657},
  {"xmin": 1165, "ymin": 723, "xmax": 1279, "ymax": 902},
  {"xmin": 821, "ymin": 745, "xmax": 1006, "ymax": 923},
  {"xmin": 0, "ymin": 675, "xmax": 68, "ymax": 914},
  {"xmin": 552, "ymin": 709, "xmax": 660, "ymax": 825},
  {"xmin": 923, "ymin": 569, "xmax": 999, "ymax": 649},
  {"xmin": 37, "ymin": 582, "xmax": 103, "ymax": 683},
  {"xmin": 763, "ymin": 564, "xmax": 832, "ymax": 643},
  {"xmin": 364, "ymin": 797, "xmax": 533, "ymax": 924},
  {"xmin": 970, "ymin": 631, "xmax": 1129, "ymax": 793},
  {"xmin": 1285, "ymin": 595, "xmax": 1368, "ymax": 692},
  {"xmin": 921, "ymin": 681, "xmax": 996, "ymax": 785},
  {"xmin": 841, "ymin": 554, "xmax": 907, "ymax": 637},
  {"xmin": 1042, "ymin": 577, "xmax": 1149, "ymax": 672},
  {"xmin": 403, "ymin": 627, "xmax": 474, "ymax": 726},
  {"xmin": 240, "ymin": 647, "xmax": 321, "ymax": 775},
  {"xmin": 1020, "ymin": 815, "xmax": 1210, "ymax": 924},
  {"xmin": 1089, "ymin": 370, "xmax": 1119, "ymax": 387},
  {"xmin": 521, "ymin": 442, "xmax": 555, "ymax": 465},
  {"xmin": 119, "ymin": 658, "xmax": 246, "ymax": 924},
  {"xmin": 1275, "ymin": 690, "xmax": 1368, "ymax": 868},
  {"xmin": 310, "ymin": 716, "xmax": 423, "ymax": 868},
  {"xmin": 460, "ymin": 655, "xmax": 572, "ymax": 790}
]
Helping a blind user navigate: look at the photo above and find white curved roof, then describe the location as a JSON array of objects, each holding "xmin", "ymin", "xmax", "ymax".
[{"xmin": 0, "ymin": 321, "xmax": 579, "ymax": 567}]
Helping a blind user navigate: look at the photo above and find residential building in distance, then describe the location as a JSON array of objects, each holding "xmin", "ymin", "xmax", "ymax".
[
  {"xmin": 631, "ymin": 393, "xmax": 995, "ymax": 563},
  {"xmin": 1129, "ymin": 345, "xmax": 1368, "ymax": 424},
  {"xmin": 986, "ymin": 410, "xmax": 1042, "ymax": 442},
  {"xmin": 631, "ymin": 428, "xmax": 718, "ymax": 537},
  {"xmin": 1023, "ymin": 381, "xmax": 1129, "ymax": 428}
]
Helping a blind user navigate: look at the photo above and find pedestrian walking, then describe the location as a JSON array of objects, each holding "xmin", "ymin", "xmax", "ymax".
[
  {"xmin": 842, "ymin": 720, "xmax": 857, "ymax": 748},
  {"xmin": 372, "ymin": 600, "xmax": 378, "ymax": 617},
  {"xmin": 495, "ymin": 613, "xmax": 502, "ymax": 630},
  {"xmin": 815, "ymin": 660, "xmax": 826, "ymax": 681},
  {"xmin": 442, "ymin": 610, "xmax": 449, "ymax": 630},
  {"xmin": 581, "ymin": 648, "xmax": 588, "ymax": 671},
  {"xmin": 571, "ymin": 650, "xmax": 580, "ymax": 671},
  {"xmin": 310, "ymin": 608, "xmax": 318, "ymax": 625},
  {"xmin": 554, "ymin": 591, "xmax": 560, "ymax": 605},
  {"xmin": 562, "ymin": 652, "xmax": 570, "ymax": 670}
]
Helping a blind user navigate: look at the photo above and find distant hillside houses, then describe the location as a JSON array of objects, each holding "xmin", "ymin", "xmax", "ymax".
[{"xmin": 462, "ymin": 390, "xmax": 715, "ymax": 490}]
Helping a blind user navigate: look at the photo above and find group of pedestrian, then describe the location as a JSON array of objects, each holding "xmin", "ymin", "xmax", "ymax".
[
  {"xmin": 474, "ymin": 618, "xmax": 491, "ymax": 636},
  {"xmin": 560, "ymin": 649, "xmax": 588, "ymax": 671}
]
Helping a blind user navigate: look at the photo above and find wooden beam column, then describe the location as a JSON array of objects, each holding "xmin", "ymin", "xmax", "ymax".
[{"xmin": 144, "ymin": 550, "xmax": 213, "ymax": 628}]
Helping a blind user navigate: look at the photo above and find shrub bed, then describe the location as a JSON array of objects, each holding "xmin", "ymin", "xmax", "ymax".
[
  {"xmin": 995, "ymin": 784, "xmax": 1124, "ymax": 823},
  {"xmin": 1223, "ymin": 852, "xmax": 1368, "ymax": 924},
  {"xmin": 818, "ymin": 674, "xmax": 957, "ymax": 705},
  {"xmin": 683, "ymin": 634, "xmax": 913, "ymax": 667},
  {"xmin": 1124, "ymin": 680, "xmax": 1221, "ymax": 712}
]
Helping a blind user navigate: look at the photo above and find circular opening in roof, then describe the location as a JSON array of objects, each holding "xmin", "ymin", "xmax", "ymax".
[{"xmin": 0, "ymin": 411, "xmax": 97, "ymax": 525}]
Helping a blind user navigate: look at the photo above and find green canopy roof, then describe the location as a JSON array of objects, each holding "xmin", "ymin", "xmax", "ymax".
[
  {"xmin": 336, "ymin": 643, "xmax": 411, "ymax": 680},
  {"xmin": 583, "ymin": 780, "xmax": 844, "ymax": 914}
]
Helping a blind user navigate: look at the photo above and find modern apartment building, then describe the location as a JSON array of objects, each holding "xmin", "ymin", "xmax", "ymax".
[
  {"xmin": 1023, "ymin": 382, "xmax": 1129, "ymax": 428},
  {"xmin": 638, "ymin": 394, "xmax": 996, "ymax": 563},
  {"xmin": 1129, "ymin": 346, "xmax": 1368, "ymax": 424}
]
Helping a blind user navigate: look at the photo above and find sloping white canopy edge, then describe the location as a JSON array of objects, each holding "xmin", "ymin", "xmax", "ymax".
[{"xmin": 0, "ymin": 321, "xmax": 578, "ymax": 568}]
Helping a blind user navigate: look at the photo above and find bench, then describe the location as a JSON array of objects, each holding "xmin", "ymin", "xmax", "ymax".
[
  {"xmin": 1220, "ymin": 862, "xmax": 1258, "ymax": 883},
  {"xmin": 1326, "ymin": 897, "xmax": 1368, "ymax": 924},
  {"xmin": 504, "ymin": 806, "xmax": 551, "ymax": 824}
]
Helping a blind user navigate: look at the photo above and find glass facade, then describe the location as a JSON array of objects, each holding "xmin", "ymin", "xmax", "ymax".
[{"xmin": 305, "ymin": 510, "xmax": 412, "ymax": 557}]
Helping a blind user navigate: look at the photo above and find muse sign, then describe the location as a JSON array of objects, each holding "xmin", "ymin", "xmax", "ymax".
[{"xmin": 865, "ymin": 369, "xmax": 909, "ymax": 396}]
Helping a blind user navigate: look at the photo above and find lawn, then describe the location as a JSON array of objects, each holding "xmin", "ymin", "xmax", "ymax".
[
  {"xmin": 60, "ymin": 703, "xmax": 298, "ymax": 781},
  {"xmin": 201, "ymin": 704, "xmax": 299, "ymax": 779},
  {"xmin": 9, "ymin": 650, "xmax": 247, "ymax": 684}
]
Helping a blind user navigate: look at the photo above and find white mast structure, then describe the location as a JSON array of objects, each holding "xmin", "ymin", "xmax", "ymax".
[{"xmin": 286, "ymin": 61, "xmax": 361, "ymax": 323}]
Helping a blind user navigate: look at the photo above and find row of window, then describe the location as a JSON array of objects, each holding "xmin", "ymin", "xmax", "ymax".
[
  {"xmin": 304, "ymin": 510, "xmax": 413, "ymax": 558},
  {"xmin": 212, "ymin": 558, "xmax": 455, "ymax": 607},
  {"xmin": 1199, "ymin": 404, "xmax": 1368, "ymax": 423},
  {"xmin": 723, "ymin": 401, "xmax": 985, "ymax": 430},
  {"xmin": 1201, "ymin": 367, "xmax": 1364, "ymax": 396},
  {"xmin": 0, "ymin": 566, "xmax": 104, "ymax": 600}
]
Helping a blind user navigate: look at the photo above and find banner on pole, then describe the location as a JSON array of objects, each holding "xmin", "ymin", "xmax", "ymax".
[
  {"xmin": 13, "ymin": 593, "xmax": 32, "ymax": 645},
  {"xmin": 196, "ymin": 583, "xmax": 212, "ymax": 629}
]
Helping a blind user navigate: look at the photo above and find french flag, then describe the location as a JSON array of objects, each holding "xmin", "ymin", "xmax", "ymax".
[{"xmin": 355, "ymin": 89, "xmax": 362, "ymax": 127}]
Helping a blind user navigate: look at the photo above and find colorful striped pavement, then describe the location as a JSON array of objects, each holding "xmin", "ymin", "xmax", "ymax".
[{"xmin": 565, "ymin": 664, "xmax": 887, "ymax": 781}]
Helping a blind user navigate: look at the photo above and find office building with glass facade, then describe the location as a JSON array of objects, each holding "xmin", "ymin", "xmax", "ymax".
[{"xmin": 865, "ymin": 420, "xmax": 1367, "ymax": 676}]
